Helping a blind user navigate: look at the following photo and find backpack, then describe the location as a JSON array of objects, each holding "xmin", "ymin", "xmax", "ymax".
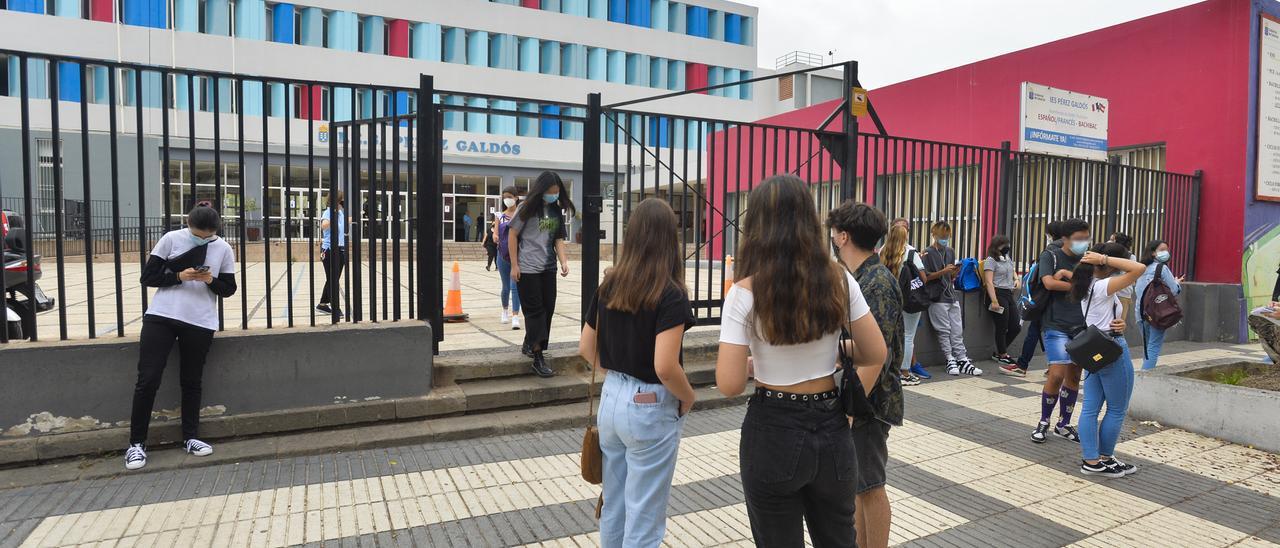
[
  {"xmin": 497, "ymin": 213, "xmax": 514, "ymax": 261},
  {"xmin": 955, "ymin": 258, "xmax": 981, "ymax": 292},
  {"xmin": 1018, "ymin": 250, "xmax": 1057, "ymax": 322},
  {"xmin": 1140, "ymin": 263, "xmax": 1183, "ymax": 329},
  {"xmin": 899, "ymin": 249, "xmax": 932, "ymax": 314}
]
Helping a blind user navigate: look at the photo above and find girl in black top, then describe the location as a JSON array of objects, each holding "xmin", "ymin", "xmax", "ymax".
[{"xmin": 579, "ymin": 198, "xmax": 696, "ymax": 547}]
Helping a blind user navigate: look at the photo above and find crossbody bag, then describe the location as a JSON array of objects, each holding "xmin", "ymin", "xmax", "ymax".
[{"xmin": 1065, "ymin": 283, "xmax": 1124, "ymax": 373}]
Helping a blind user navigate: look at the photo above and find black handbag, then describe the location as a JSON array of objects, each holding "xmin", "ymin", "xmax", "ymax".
[
  {"xmin": 837, "ymin": 272, "xmax": 876, "ymax": 421},
  {"xmin": 1065, "ymin": 285, "xmax": 1123, "ymax": 373}
]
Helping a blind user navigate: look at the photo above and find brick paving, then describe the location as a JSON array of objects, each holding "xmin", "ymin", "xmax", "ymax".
[{"xmin": 2, "ymin": 344, "xmax": 1278, "ymax": 547}]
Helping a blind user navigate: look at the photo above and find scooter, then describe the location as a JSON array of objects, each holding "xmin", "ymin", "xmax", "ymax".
[{"xmin": 3, "ymin": 209, "xmax": 55, "ymax": 341}]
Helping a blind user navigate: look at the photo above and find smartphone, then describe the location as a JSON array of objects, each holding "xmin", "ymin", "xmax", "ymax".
[
  {"xmin": 632, "ymin": 392, "xmax": 658, "ymax": 404},
  {"xmin": 195, "ymin": 265, "xmax": 211, "ymax": 273}
]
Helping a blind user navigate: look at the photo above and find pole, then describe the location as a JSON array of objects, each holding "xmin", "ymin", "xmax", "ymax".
[
  {"xmin": 840, "ymin": 61, "xmax": 859, "ymax": 203},
  {"xmin": 1187, "ymin": 169, "xmax": 1203, "ymax": 281},
  {"xmin": 582, "ymin": 93, "xmax": 603, "ymax": 325},
  {"xmin": 417, "ymin": 74, "xmax": 442, "ymax": 354}
]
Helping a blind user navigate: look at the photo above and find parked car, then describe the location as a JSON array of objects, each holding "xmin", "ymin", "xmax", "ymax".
[{"xmin": 3, "ymin": 209, "xmax": 54, "ymax": 340}]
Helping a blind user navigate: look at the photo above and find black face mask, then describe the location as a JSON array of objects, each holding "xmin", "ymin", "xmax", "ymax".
[{"xmin": 1001, "ymin": 246, "xmax": 1012, "ymax": 256}]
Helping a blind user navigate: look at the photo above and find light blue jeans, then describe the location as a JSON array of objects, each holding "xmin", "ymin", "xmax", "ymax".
[
  {"xmin": 1078, "ymin": 339, "xmax": 1134, "ymax": 461},
  {"xmin": 1138, "ymin": 320, "xmax": 1165, "ymax": 370},
  {"xmin": 901, "ymin": 311, "xmax": 922, "ymax": 371},
  {"xmin": 598, "ymin": 370, "xmax": 686, "ymax": 547},
  {"xmin": 496, "ymin": 255, "xmax": 520, "ymax": 313}
]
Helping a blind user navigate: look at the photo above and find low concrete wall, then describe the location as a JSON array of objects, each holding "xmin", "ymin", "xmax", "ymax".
[
  {"xmin": 0, "ymin": 322, "xmax": 432, "ymax": 442},
  {"xmin": 1129, "ymin": 358, "xmax": 1280, "ymax": 454},
  {"xmin": 911, "ymin": 282, "xmax": 1246, "ymax": 366}
]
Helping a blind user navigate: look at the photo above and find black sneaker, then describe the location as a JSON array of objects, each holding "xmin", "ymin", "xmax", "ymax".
[
  {"xmin": 316, "ymin": 303, "xmax": 333, "ymax": 314},
  {"xmin": 1032, "ymin": 421, "xmax": 1050, "ymax": 444},
  {"xmin": 522, "ymin": 344, "xmax": 534, "ymax": 358},
  {"xmin": 1102, "ymin": 458, "xmax": 1137, "ymax": 476},
  {"xmin": 1081, "ymin": 460, "xmax": 1125, "ymax": 478},
  {"xmin": 531, "ymin": 353, "xmax": 554, "ymax": 378},
  {"xmin": 1054, "ymin": 424, "xmax": 1080, "ymax": 443}
]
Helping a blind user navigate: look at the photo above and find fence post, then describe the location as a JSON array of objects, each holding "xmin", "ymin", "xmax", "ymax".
[
  {"xmin": 582, "ymin": 93, "xmax": 603, "ymax": 325},
  {"xmin": 997, "ymin": 141, "xmax": 1013, "ymax": 236},
  {"xmin": 840, "ymin": 61, "xmax": 859, "ymax": 203},
  {"xmin": 1105, "ymin": 156, "xmax": 1121, "ymax": 236},
  {"xmin": 417, "ymin": 74, "xmax": 442, "ymax": 354},
  {"xmin": 1187, "ymin": 169, "xmax": 1203, "ymax": 281}
]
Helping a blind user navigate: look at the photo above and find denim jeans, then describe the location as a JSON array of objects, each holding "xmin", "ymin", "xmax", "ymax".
[
  {"xmin": 1078, "ymin": 339, "xmax": 1134, "ymax": 461},
  {"xmin": 1041, "ymin": 328, "xmax": 1073, "ymax": 366},
  {"xmin": 901, "ymin": 311, "xmax": 921, "ymax": 371},
  {"xmin": 598, "ymin": 370, "xmax": 686, "ymax": 547},
  {"xmin": 1016, "ymin": 320, "xmax": 1042, "ymax": 370},
  {"xmin": 495, "ymin": 255, "xmax": 520, "ymax": 313},
  {"xmin": 740, "ymin": 395, "xmax": 857, "ymax": 548},
  {"xmin": 1139, "ymin": 320, "xmax": 1165, "ymax": 370}
]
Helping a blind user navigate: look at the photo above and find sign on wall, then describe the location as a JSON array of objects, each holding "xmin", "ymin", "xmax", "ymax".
[
  {"xmin": 1255, "ymin": 14, "xmax": 1280, "ymax": 202},
  {"xmin": 1019, "ymin": 82, "xmax": 1109, "ymax": 161}
]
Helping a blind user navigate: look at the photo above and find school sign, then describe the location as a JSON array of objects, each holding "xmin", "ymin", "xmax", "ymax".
[{"xmin": 1019, "ymin": 82, "xmax": 1110, "ymax": 161}]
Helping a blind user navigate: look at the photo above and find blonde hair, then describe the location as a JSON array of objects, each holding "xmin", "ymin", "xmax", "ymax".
[{"xmin": 881, "ymin": 225, "xmax": 908, "ymax": 274}]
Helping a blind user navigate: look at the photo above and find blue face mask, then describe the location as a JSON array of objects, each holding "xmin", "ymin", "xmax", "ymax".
[
  {"xmin": 1070, "ymin": 239, "xmax": 1090, "ymax": 255},
  {"xmin": 190, "ymin": 231, "xmax": 216, "ymax": 246},
  {"xmin": 543, "ymin": 194, "xmax": 559, "ymax": 204},
  {"xmin": 1155, "ymin": 250, "xmax": 1171, "ymax": 263},
  {"xmin": 936, "ymin": 238, "xmax": 949, "ymax": 247}
]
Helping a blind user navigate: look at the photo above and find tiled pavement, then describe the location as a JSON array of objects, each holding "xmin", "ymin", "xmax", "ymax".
[{"xmin": 1, "ymin": 344, "xmax": 1278, "ymax": 547}]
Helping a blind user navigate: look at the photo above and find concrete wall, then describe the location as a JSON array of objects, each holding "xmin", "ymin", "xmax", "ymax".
[
  {"xmin": 1129, "ymin": 358, "xmax": 1280, "ymax": 454},
  {"xmin": 0, "ymin": 322, "xmax": 432, "ymax": 439}
]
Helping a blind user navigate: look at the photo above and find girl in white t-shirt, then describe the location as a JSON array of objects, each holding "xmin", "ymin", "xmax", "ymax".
[{"xmin": 1070, "ymin": 243, "xmax": 1145, "ymax": 479}]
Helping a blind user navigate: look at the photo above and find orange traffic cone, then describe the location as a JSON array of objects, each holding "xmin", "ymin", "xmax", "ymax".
[
  {"xmin": 444, "ymin": 261, "xmax": 469, "ymax": 322},
  {"xmin": 723, "ymin": 255, "xmax": 735, "ymax": 297}
]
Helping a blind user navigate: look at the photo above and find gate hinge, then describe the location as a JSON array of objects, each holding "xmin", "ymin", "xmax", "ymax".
[{"xmin": 584, "ymin": 195, "xmax": 603, "ymax": 214}]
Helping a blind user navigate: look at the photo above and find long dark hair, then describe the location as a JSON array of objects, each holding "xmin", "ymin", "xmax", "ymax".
[
  {"xmin": 986, "ymin": 234, "xmax": 1011, "ymax": 260},
  {"xmin": 1070, "ymin": 242, "xmax": 1128, "ymax": 302},
  {"xmin": 736, "ymin": 174, "xmax": 847, "ymax": 345},
  {"xmin": 599, "ymin": 199, "xmax": 684, "ymax": 313},
  {"xmin": 1140, "ymin": 239, "xmax": 1166, "ymax": 266},
  {"xmin": 516, "ymin": 171, "xmax": 576, "ymax": 223}
]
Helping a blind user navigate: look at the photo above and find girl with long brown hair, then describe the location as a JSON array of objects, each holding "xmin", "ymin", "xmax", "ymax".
[
  {"xmin": 715, "ymin": 175, "xmax": 886, "ymax": 548},
  {"xmin": 880, "ymin": 225, "xmax": 924, "ymax": 386},
  {"xmin": 578, "ymin": 198, "xmax": 696, "ymax": 547}
]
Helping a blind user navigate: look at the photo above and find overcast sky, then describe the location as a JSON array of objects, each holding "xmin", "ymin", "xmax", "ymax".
[{"xmin": 740, "ymin": 0, "xmax": 1204, "ymax": 88}]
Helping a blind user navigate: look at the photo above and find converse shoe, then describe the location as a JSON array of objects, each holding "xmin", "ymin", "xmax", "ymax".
[
  {"xmin": 124, "ymin": 443, "xmax": 147, "ymax": 471},
  {"xmin": 511, "ymin": 316, "xmax": 522, "ymax": 330},
  {"xmin": 900, "ymin": 372, "xmax": 922, "ymax": 386},
  {"xmin": 184, "ymin": 439, "xmax": 214, "ymax": 457},
  {"xmin": 1054, "ymin": 424, "xmax": 1080, "ymax": 443},
  {"xmin": 1031, "ymin": 421, "xmax": 1050, "ymax": 444},
  {"xmin": 1102, "ymin": 457, "xmax": 1137, "ymax": 476},
  {"xmin": 500, "ymin": 309, "xmax": 511, "ymax": 324},
  {"xmin": 1080, "ymin": 460, "xmax": 1125, "ymax": 478},
  {"xmin": 946, "ymin": 360, "xmax": 960, "ymax": 376},
  {"xmin": 956, "ymin": 359, "xmax": 983, "ymax": 376},
  {"xmin": 910, "ymin": 363, "xmax": 932, "ymax": 379},
  {"xmin": 999, "ymin": 363, "xmax": 1027, "ymax": 377}
]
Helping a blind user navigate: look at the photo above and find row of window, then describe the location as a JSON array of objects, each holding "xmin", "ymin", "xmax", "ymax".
[{"xmin": 487, "ymin": 0, "xmax": 754, "ymax": 46}]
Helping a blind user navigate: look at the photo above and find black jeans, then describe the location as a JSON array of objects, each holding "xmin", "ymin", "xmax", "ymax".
[
  {"xmin": 1016, "ymin": 319, "xmax": 1043, "ymax": 370},
  {"xmin": 516, "ymin": 271, "xmax": 557, "ymax": 353},
  {"xmin": 740, "ymin": 395, "xmax": 857, "ymax": 548},
  {"xmin": 319, "ymin": 247, "xmax": 346, "ymax": 309},
  {"xmin": 130, "ymin": 315, "xmax": 215, "ymax": 445},
  {"xmin": 988, "ymin": 288, "xmax": 1022, "ymax": 354}
]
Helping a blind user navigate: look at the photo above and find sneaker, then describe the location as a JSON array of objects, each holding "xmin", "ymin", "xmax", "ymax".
[
  {"xmin": 500, "ymin": 309, "xmax": 510, "ymax": 324},
  {"xmin": 124, "ymin": 443, "xmax": 147, "ymax": 470},
  {"xmin": 184, "ymin": 439, "xmax": 214, "ymax": 457},
  {"xmin": 900, "ymin": 372, "xmax": 922, "ymax": 386},
  {"xmin": 522, "ymin": 343, "xmax": 534, "ymax": 358},
  {"xmin": 531, "ymin": 353, "xmax": 554, "ymax": 378},
  {"xmin": 910, "ymin": 363, "xmax": 932, "ymax": 379},
  {"xmin": 1102, "ymin": 457, "xmax": 1137, "ymax": 476},
  {"xmin": 511, "ymin": 316, "xmax": 522, "ymax": 330},
  {"xmin": 1031, "ymin": 421, "xmax": 1050, "ymax": 444},
  {"xmin": 956, "ymin": 360, "xmax": 983, "ymax": 376},
  {"xmin": 999, "ymin": 363, "xmax": 1027, "ymax": 377},
  {"xmin": 998, "ymin": 354, "xmax": 1017, "ymax": 365},
  {"xmin": 946, "ymin": 360, "xmax": 960, "ymax": 376},
  {"xmin": 1054, "ymin": 424, "xmax": 1080, "ymax": 443},
  {"xmin": 1080, "ymin": 460, "xmax": 1125, "ymax": 478},
  {"xmin": 990, "ymin": 352, "xmax": 1005, "ymax": 364},
  {"xmin": 316, "ymin": 303, "xmax": 333, "ymax": 314}
]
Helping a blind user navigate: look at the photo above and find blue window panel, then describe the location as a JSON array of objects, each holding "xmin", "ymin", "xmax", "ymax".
[
  {"xmin": 362, "ymin": 16, "xmax": 385, "ymax": 54},
  {"xmin": 328, "ymin": 12, "xmax": 359, "ymax": 52},
  {"xmin": 359, "ymin": 90, "xmax": 378, "ymax": 119},
  {"xmin": 650, "ymin": 0, "xmax": 668, "ymax": 30},
  {"xmin": 395, "ymin": 91, "xmax": 410, "ymax": 121},
  {"xmin": 626, "ymin": 0, "xmax": 649, "ymax": 27},
  {"xmin": 542, "ymin": 0, "xmax": 560, "ymax": 11},
  {"xmin": 724, "ymin": 13, "xmax": 741, "ymax": 44},
  {"xmin": 466, "ymin": 97, "xmax": 488, "ymax": 133},
  {"xmin": 91, "ymin": 67, "xmax": 109, "ymax": 103},
  {"xmin": 742, "ymin": 16, "xmax": 754, "ymax": 45},
  {"xmin": 299, "ymin": 7, "xmax": 324, "ymax": 46},
  {"xmin": 53, "ymin": 0, "xmax": 80, "ymax": 17},
  {"xmin": 707, "ymin": 66, "xmax": 723, "ymax": 96},
  {"xmin": 686, "ymin": 5, "xmax": 707, "ymax": 37},
  {"xmin": 587, "ymin": 47, "xmax": 607, "ymax": 81},
  {"xmin": 708, "ymin": 9, "xmax": 724, "ymax": 40},
  {"xmin": 606, "ymin": 50, "xmax": 626, "ymax": 84},
  {"xmin": 204, "ymin": 77, "xmax": 233, "ymax": 113},
  {"xmin": 647, "ymin": 117, "xmax": 670, "ymax": 147},
  {"xmin": 518, "ymin": 37, "xmax": 540, "ymax": 72},
  {"xmin": 607, "ymin": 0, "xmax": 625, "ymax": 23},
  {"xmin": 649, "ymin": 58, "xmax": 667, "ymax": 89},
  {"xmin": 443, "ymin": 96, "xmax": 464, "ymax": 131},
  {"xmin": 57, "ymin": 62, "xmax": 81, "ymax": 102},
  {"xmin": 465, "ymin": 30, "xmax": 488, "ymax": 67},
  {"xmin": 7, "ymin": 0, "xmax": 44, "ymax": 13},
  {"xmin": 205, "ymin": 0, "xmax": 230, "ymax": 36},
  {"xmin": 443, "ymin": 28, "xmax": 467, "ymax": 63},
  {"xmin": 667, "ymin": 59, "xmax": 685, "ymax": 91},
  {"xmin": 740, "ymin": 70, "xmax": 752, "ymax": 100},
  {"xmin": 234, "ymin": 80, "xmax": 261, "ymax": 116},
  {"xmin": 124, "ymin": 70, "xmax": 162, "ymax": 107},
  {"xmin": 562, "ymin": 0, "xmax": 586, "ymax": 16},
  {"xmin": 174, "ymin": 0, "xmax": 198, "ymax": 30},
  {"xmin": 490, "ymin": 99, "xmax": 517, "ymax": 135},
  {"xmin": 332, "ymin": 87, "xmax": 353, "ymax": 121},
  {"xmin": 723, "ymin": 68, "xmax": 740, "ymax": 99},
  {"xmin": 121, "ymin": 0, "xmax": 165, "ymax": 28},
  {"xmin": 235, "ymin": 0, "xmax": 265, "ymax": 39},
  {"xmin": 271, "ymin": 3, "xmax": 294, "ymax": 43},
  {"xmin": 588, "ymin": 0, "xmax": 607, "ymax": 19},
  {"xmin": 539, "ymin": 41, "xmax": 560, "ymax": 75},
  {"xmin": 265, "ymin": 83, "xmax": 283, "ymax": 117},
  {"xmin": 490, "ymin": 34, "xmax": 516, "ymax": 70},
  {"xmin": 561, "ymin": 44, "xmax": 587, "ymax": 78},
  {"xmin": 517, "ymin": 102, "xmax": 538, "ymax": 137},
  {"xmin": 667, "ymin": 2, "xmax": 684, "ymax": 33},
  {"xmin": 562, "ymin": 107, "xmax": 583, "ymax": 140},
  {"xmin": 540, "ymin": 105, "xmax": 561, "ymax": 139},
  {"xmin": 411, "ymin": 23, "xmax": 442, "ymax": 60},
  {"xmin": 625, "ymin": 53, "xmax": 650, "ymax": 86}
]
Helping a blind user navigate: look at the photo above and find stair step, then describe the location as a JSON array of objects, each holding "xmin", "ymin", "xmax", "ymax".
[{"xmin": 456, "ymin": 360, "xmax": 718, "ymax": 415}]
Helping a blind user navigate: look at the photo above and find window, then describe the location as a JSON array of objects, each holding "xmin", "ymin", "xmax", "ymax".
[
  {"xmin": 165, "ymin": 160, "xmax": 243, "ymax": 225},
  {"xmin": 35, "ymin": 138, "xmax": 63, "ymax": 233},
  {"xmin": 293, "ymin": 9, "xmax": 301, "ymax": 45},
  {"xmin": 357, "ymin": 16, "xmax": 365, "ymax": 52},
  {"xmin": 322, "ymin": 12, "xmax": 329, "ymax": 47},
  {"xmin": 1110, "ymin": 144, "xmax": 1166, "ymax": 171}
]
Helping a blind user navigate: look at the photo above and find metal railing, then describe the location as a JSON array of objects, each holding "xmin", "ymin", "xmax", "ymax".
[{"xmin": 776, "ymin": 51, "xmax": 826, "ymax": 69}]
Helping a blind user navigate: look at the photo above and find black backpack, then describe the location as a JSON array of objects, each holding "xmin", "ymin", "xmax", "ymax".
[
  {"xmin": 1140, "ymin": 263, "xmax": 1183, "ymax": 330},
  {"xmin": 899, "ymin": 249, "xmax": 932, "ymax": 314},
  {"xmin": 1019, "ymin": 249, "xmax": 1058, "ymax": 322}
]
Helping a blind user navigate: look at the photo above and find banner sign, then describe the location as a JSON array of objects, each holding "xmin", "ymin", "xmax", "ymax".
[
  {"xmin": 1255, "ymin": 14, "xmax": 1280, "ymax": 202},
  {"xmin": 1019, "ymin": 82, "xmax": 1109, "ymax": 161}
]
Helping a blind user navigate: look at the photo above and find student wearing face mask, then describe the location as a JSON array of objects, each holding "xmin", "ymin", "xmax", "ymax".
[
  {"xmin": 1031, "ymin": 218, "xmax": 1090, "ymax": 445},
  {"xmin": 1135, "ymin": 240, "xmax": 1183, "ymax": 370},
  {"xmin": 1002, "ymin": 221, "xmax": 1064, "ymax": 377},
  {"xmin": 493, "ymin": 187, "xmax": 523, "ymax": 330},
  {"xmin": 125, "ymin": 206, "xmax": 237, "ymax": 471},
  {"xmin": 509, "ymin": 172, "xmax": 575, "ymax": 377},
  {"xmin": 921, "ymin": 221, "xmax": 980, "ymax": 376},
  {"xmin": 982, "ymin": 235, "xmax": 1021, "ymax": 366}
]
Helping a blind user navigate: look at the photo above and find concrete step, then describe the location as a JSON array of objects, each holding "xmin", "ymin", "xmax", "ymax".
[{"xmin": 456, "ymin": 360, "xmax": 719, "ymax": 415}]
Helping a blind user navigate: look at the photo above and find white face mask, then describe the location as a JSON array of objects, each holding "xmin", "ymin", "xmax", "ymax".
[{"xmin": 503, "ymin": 198, "xmax": 516, "ymax": 208}]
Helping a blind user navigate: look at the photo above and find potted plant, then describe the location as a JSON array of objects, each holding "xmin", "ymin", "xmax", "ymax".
[{"xmin": 244, "ymin": 197, "xmax": 262, "ymax": 241}]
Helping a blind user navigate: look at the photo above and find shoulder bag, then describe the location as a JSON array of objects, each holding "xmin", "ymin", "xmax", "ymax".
[
  {"xmin": 579, "ymin": 305, "xmax": 605, "ymax": 518},
  {"xmin": 1065, "ymin": 284, "xmax": 1124, "ymax": 373},
  {"xmin": 837, "ymin": 272, "xmax": 877, "ymax": 421}
]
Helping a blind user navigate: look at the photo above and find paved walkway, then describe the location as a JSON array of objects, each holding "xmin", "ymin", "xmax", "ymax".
[{"xmin": 1, "ymin": 343, "xmax": 1278, "ymax": 547}]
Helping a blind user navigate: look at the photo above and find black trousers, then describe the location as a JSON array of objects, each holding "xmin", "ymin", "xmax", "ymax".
[
  {"xmin": 516, "ymin": 271, "xmax": 557, "ymax": 353},
  {"xmin": 988, "ymin": 287, "xmax": 1022, "ymax": 354},
  {"xmin": 740, "ymin": 395, "xmax": 857, "ymax": 548},
  {"xmin": 130, "ymin": 315, "xmax": 215, "ymax": 445},
  {"xmin": 319, "ymin": 247, "xmax": 346, "ymax": 309}
]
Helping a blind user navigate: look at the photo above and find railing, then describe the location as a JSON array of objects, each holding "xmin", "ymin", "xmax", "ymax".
[{"xmin": 776, "ymin": 51, "xmax": 826, "ymax": 69}]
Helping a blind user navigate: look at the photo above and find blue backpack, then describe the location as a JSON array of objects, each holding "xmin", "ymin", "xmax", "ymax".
[
  {"xmin": 954, "ymin": 258, "xmax": 982, "ymax": 292},
  {"xmin": 1018, "ymin": 251, "xmax": 1057, "ymax": 321}
]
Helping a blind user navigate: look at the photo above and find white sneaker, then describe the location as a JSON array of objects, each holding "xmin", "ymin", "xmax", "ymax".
[
  {"xmin": 500, "ymin": 309, "xmax": 510, "ymax": 324},
  {"xmin": 184, "ymin": 439, "xmax": 214, "ymax": 457},
  {"xmin": 124, "ymin": 443, "xmax": 147, "ymax": 470},
  {"xmin": 511, "ymin": 316, "xmax": 522, "ymax": 330},
  {"xmin": 946, "ymin": 360, "xmax": 960, "ymax": 376},
  {"xmin": 956, "ymin": 359, "xmax": 984, "ymax": 376}
]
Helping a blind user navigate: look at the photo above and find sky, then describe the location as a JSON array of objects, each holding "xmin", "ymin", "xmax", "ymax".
[{"xmin": 739, "ymin": 0, "xmax": 1205, "ymax": 88}]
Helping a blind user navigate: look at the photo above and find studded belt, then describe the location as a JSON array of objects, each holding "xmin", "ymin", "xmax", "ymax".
[{"xmin": 753, "ymin": 387, "xmax": 839, "ymax": 403}]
